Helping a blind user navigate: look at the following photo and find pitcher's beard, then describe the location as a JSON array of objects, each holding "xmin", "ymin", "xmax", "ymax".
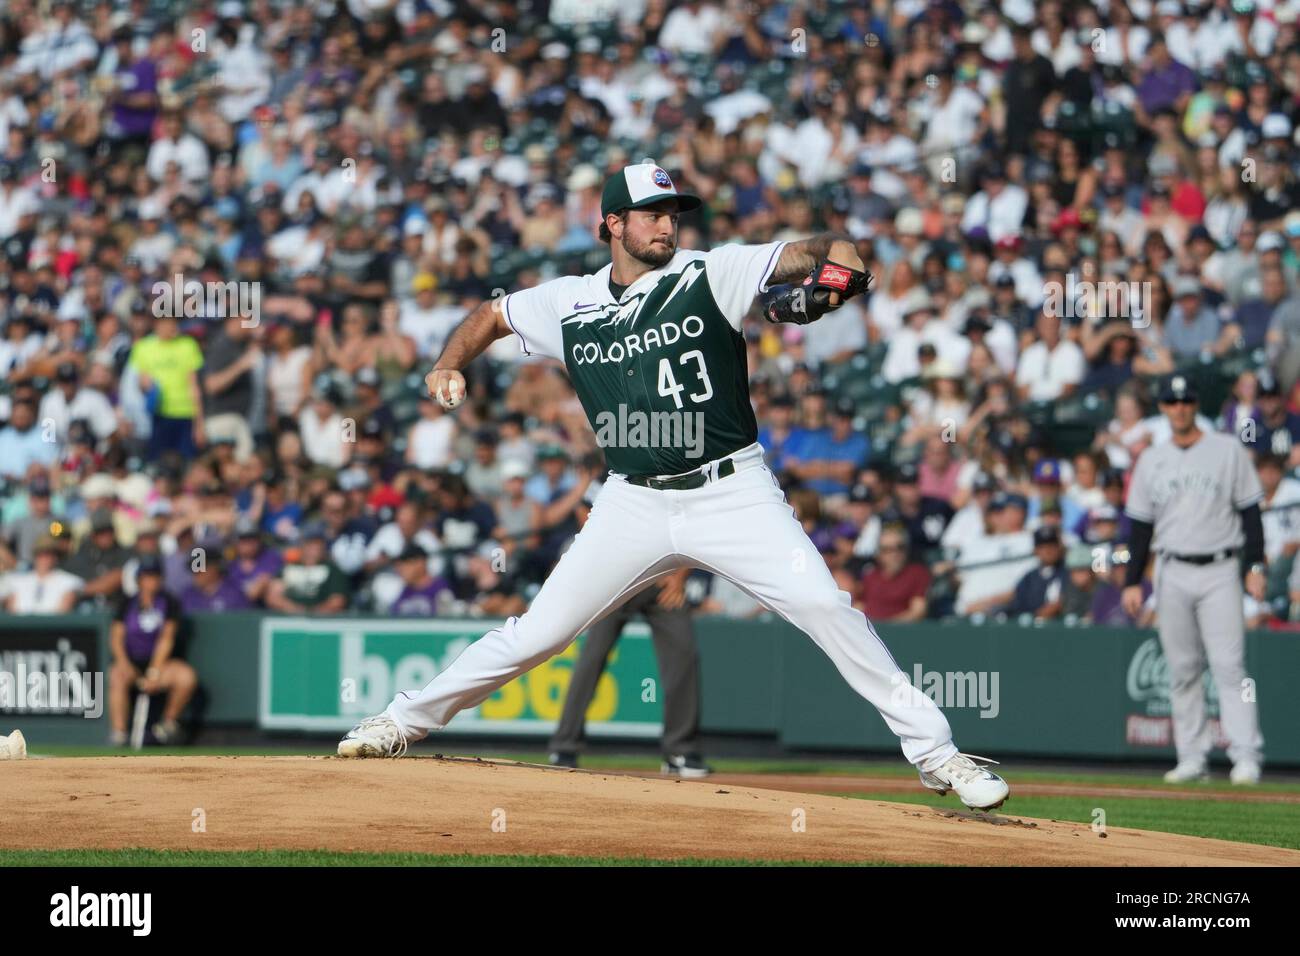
[{"xmin": 624, "ymin": 233, "xmax": 675, "ymax": 268}]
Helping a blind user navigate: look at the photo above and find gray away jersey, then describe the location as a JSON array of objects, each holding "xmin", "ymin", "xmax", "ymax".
[
  {"xmin": 1125, "ymin": 430, "xmax": 1263, "ymax": 554},
  {"xmin": 501, "ymin": 242, "xmax": 786, "ymax": 477}
]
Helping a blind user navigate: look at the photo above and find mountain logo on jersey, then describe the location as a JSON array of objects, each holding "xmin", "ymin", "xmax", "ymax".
[
  {"xmin": 560, "ymin": 293, "xmax": 648, "ymax": 331},
  {"xmin": 559, "ymin": 261, "xmax": 707, "ymax": 335}
]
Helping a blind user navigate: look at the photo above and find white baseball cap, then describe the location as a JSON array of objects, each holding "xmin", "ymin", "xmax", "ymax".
[
  {"xmin": 600, "ymin": 163, "xmax": 701, "ymax": 218},
  {"xmin": 1262, "ymin": 113, "xmax": 1293, "ymax": 139}
]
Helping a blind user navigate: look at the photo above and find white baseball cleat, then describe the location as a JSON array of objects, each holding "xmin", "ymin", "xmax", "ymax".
[
  {"xmin": 0, "ymin": 729, "xmax": 27, "ymax": 760},
  {"xmin": 1163, "ymin": 760, "xmax": 1209, "ymax": 784},
  {"xmin": 1229, "ymin": 761, "xmax": 1261, "ymax": 786},
  {"xmin": 338, "ymin": 715, "xmax": 410, "ymax": 758},
  {"xmin": 918, "ymin": 752, "xmax": 1009, "ymax": 810}
]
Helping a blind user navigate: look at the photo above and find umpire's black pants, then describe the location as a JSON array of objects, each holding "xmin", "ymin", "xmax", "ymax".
[{"xmin": 549, "ymin": 585, "xmax": 701, "ymax": 757}]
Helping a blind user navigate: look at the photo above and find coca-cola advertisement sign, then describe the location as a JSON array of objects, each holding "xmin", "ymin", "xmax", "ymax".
[{"xmin": 1125, "ymin": 637, "xmax": 1224, "ymax": 748}]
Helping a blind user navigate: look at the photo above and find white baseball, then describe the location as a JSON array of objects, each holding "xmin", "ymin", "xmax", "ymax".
[{"xmin": 439, "ymin": 378, "xmax": 463, "ymax": 409}]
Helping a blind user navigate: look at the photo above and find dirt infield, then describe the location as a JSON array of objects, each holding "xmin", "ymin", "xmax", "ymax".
[
  {"xmin": 2, "ymin": 756, "xmax": 1297, "ymax": 866},
  {"xmin": 694, "ymin": 773, "xmax": 1300, "ymax": 805}
]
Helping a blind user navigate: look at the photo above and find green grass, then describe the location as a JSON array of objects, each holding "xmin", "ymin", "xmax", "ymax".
[
  {"xmin": 0, "ymin": 849, "xmax": 903, "ymax": 867},
  {"xmin": 842, "ymin": 791, "xmax": 1300, "ymax": 850}
]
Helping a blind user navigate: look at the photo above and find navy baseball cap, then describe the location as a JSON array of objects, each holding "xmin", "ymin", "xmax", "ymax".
[
  {"xmin": 397, "ymin": 542, "xmax": 428, "ymax": 563},
  {"xmin": 848, "ymin": 483, "xmax": 875, "ymax": 504},
  {"xmin": 894, "ymin": 462, "xmax": 920, "ymax": 485},
  {"xmin": 1032, "ymin": 459, "xmax": 1062, "ymax": 484},
  {"xmin": 1158, "ymin": 374, "xmax": 1198, "ymax": 403},
  {"xmin": 601, "ymin": 163, "xmax": 701, "ymax": 218},
  {"xmin": 1032, "ymin": 526, "xmax": 1061, "ymax": 546}
]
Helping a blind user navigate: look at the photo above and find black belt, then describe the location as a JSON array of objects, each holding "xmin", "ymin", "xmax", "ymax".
[
  {"xmin": 626, "ymin": 458, "xmax": 736, "ymax": 491},
  {"xmin": 1165, "ymin": 549, "xmax": 1238, "ymax": 565}
]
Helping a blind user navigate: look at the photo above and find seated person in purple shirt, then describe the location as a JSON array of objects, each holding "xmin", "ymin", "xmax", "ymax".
[
  {"xmin": 108, "ymin": 555, "xmax": 198, "ymax": 746},
  {"xmin": 391, "ymin": 543, "xmax": 451, "ymax": 617},
  {"xmin": 226, "ymin": 516, "xmax": 284, "ymax": 605},
  {"xmin": 1090, "ymin": 560, "xmax": 1153, "ymax": 627},
  {"xmin": 179, "ymin": 552, "xmax": 252, "ymax": 613}
]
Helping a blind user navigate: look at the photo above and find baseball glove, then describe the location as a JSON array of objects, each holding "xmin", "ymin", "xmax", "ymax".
[{"xmin": 765, "ymin": 259, "xmax": 873, "ymax": 326}]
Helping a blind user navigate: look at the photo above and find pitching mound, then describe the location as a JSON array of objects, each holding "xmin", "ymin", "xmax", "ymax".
[{"xmin": 1, "ymin": 756, "xmax": 1295, "ymax": 866}]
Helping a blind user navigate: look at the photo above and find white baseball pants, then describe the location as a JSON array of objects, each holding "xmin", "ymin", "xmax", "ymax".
[
  {"xmin": 386, "ymin": 443, "xmax": 959, "ymax": 770},
  {"xmin": 1154, "ymin": 556, "xmax": 1264, "ymax": 766}
]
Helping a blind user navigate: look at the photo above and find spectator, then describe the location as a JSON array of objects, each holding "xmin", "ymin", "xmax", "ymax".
[
  {"xmin": 525, "ymin": 445, "xmax": 576, "ymax": 506},
  {"xmin": 1092, "ymin": 557, "xmax": 1153, "ymax": 628},
  {"xmin": 391, "ymin": 543, "xmax": 452, "ymax": 617},
  {"xmin": 128, "ymin": 313, "xmax": 204, "ymax": 461},
  {"xmin": 298, "ymin": 385, "xmax": 351, "ymax": 470},
  {"xmin": 180, "ymin": 552, "xmax": 252, "ymax": 613},
  {"xmin": 37, "ymin": 362, "xmax": 118, "ymax": 445},
  {"xmin": 145, "ymin": 109, "xmax": 210, "ymax": 184},
  {"xmin": 406, "ymin": 395, "xmax": 457, "ymax": 471},
  {"xmin": 1257, "ymin": 455, "xmax": 1300, "ymax": 566},
  {"xmin": 61, "ymin": 508, "xmax": 130, "ymax": 607},
  {"xmin": 1252, "ymin": 372, "xmax": 1300, "ymax": 466},
  {"xmin": 1016, "ymin": 310, "xmax": 1085, "ymax": 402},
  {"xmin": 1004, "ymin": 526, "xmax": 1067, "ymax": 619},
  {"xmin": 880, "ymin": 462, "xmax": 953, "ymax": 560},
  {"xmin": 1001, "ymin": 28, "xmax": 1056, "ymax": 155},
  {"xmin": 0, "ymin": 400, "xmax": 59, "ymax": 479},
  {"xmin": 265, "ymin": 322, "xmax": 314, "ymax": 426},
  {"xmin": 1, "ymin": 474, "xmax": 60, "ymax": 568},
  {"xmin": 952, "ymin": 492, "xmax": 1036, "ymax": 616},
  {"xmin": 860, "ymin": 525, "xmax": 931, "ymax": 623},
  {"xmin": 108, "ymin": 554, "xmax": 196, "ymax": 746},
  {"xmin": 2, "ymin": 535, "xmax": 82, "ymax": 613},
  {"xmin": 201, "ymin": 314, "xmax": 260, "ymax": 461},
  {"xmin": 783, "ymin": 397, "xmax": 869, "ymax": 499},
  {"xmin": 266, "ymin": 524, "xmax": 351, "ymax": 614},
  {"xmin": 226, "ymin": 517, "xmax": 284, "ymax": 606},
  {"xmin": 1238, "ymin": 266, "xmax": 1289, "ymax": 353},
  {"xmin": 1163, "ymin": 277, "xmax": 1238, "ymax": 360},
  {"xmin": 1060, "ymin": 543, "xmax": 1099, "ymax": 623}
]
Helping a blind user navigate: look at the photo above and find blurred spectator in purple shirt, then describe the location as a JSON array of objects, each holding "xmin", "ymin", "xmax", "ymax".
[
  {"xmin": 1135, "ymin": 34, "xmax": 1197, "ymax": 120},
  {"xmin": 226, "ymin": 517, "xmax": 284, "ymax": 606},
  {"xmin": 391, "ymin": 543, "xmax": 451, "ymax": 616},
  {"xmin": 180, "ymin": 554, "xmax": 252, "ymax": 613}
]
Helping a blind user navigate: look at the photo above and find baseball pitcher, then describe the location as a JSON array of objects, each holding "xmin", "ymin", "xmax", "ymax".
[{"xmin": 338, "ymin": 163, "xmax": 1010, "ymax": 810}]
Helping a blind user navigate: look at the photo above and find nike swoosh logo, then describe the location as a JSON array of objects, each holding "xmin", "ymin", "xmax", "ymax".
[{"xmin": 573, "ymin": 301, "xmax": 596, "ymax": 310}]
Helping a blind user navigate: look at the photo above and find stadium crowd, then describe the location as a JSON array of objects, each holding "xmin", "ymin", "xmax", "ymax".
[{"xmin": 3, "ymin": 0, "xmax": 1300, "ymax": 643}]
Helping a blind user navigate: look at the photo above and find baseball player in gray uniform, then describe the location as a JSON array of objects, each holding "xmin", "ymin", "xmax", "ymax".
[{"xmin": 1122, "ymin": 374, "xmax": 1266, "ymax": 784}]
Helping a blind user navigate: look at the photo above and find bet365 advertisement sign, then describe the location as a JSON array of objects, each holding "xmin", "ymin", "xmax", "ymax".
[{"xmin": 259, "ymin": 618, "xmax": 663, "ymax": 737}]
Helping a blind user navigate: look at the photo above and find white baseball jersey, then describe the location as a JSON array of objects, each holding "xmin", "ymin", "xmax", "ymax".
[{"xmin": 1125, "ymin": 431, "xmax": 1263, "ymax": 554}]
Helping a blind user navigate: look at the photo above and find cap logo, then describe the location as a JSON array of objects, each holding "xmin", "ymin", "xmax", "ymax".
[
  {"xmin": 652, "ymin": 167, "xmax": 673, "ymax": 189},
  {"xmin": 1173, "ymin": 376, "xmax": 1186, "ymax": 391}
]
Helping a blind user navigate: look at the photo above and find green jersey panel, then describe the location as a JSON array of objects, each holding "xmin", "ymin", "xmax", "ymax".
[{"xmin": 560, "ymin": 259, "xmax": 757, "ymax": 477}]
